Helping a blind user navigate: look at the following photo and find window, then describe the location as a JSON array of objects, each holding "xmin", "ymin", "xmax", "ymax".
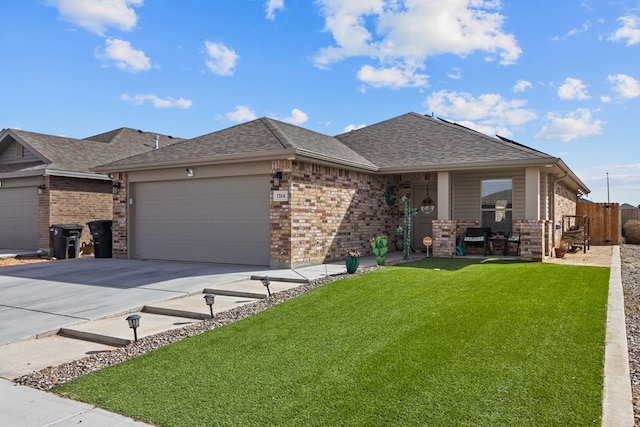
[
  {"xmin": 16, "ymin": 144, "xmax": 24, "ymax": 158},
  {"xmin": 481, "ymin": 179, "xmax": 512, "ymax": 234}
]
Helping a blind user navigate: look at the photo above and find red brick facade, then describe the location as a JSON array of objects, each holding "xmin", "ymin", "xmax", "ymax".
[{"xmin": 39, "ymin": 176, "xmax": 113, "ymax": 254}]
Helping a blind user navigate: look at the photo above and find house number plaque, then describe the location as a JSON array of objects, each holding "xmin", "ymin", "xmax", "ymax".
[{"xmin": 273, "ymin": 191, "xmax": 288, "ymax": 202}]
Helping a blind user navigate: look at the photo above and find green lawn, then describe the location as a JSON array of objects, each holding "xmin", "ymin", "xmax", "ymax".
[{"xmin": 55, "ymin": 258, "xmax": 609, "ymax": 426}]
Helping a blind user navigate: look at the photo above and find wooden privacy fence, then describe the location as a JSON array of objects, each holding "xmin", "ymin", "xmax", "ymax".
[
  {"xmin": 621, "ymin": 208, "xmax": 640, "ymax": 228},
  {"xmin": 576, "ymin": 202, "xmax": 619, "ymax": 245}
]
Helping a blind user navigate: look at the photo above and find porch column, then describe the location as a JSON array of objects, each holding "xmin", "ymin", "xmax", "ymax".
[
  {"xmin": 437, "ymin": 171, "xmax": 450, "ymax": 220},
  {"xmin": 525, "ymin": 168, "xmax": 540, "ymax": 220}
]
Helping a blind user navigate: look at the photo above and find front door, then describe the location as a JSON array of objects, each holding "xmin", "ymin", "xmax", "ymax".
[{"xmin": 412, "ymin": 183, "xmax": 437, "ymax": 251}]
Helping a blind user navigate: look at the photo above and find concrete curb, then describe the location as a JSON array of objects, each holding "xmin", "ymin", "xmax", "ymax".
[{"xmin": 602, "ymin": 246, "xmax": 635, "ymax": 426}]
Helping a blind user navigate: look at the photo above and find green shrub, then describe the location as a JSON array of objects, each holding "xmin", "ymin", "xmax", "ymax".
[{"xmin": 623, "ymin": 220, "xmax": 640, "ymax": 244}]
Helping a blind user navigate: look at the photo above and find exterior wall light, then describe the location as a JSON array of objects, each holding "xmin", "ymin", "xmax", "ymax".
[
  {"xmin": 260, "ymin": 276, "xmax": 272, "ymax": 297},
  {"xmin": 186, "ymin": 168, "xmax": 195, "ymax": 177},
  {"xmin": 37, "ymin": 184, "xmax": 46, "ymax": 195},
  {"xmin": 126, "ymin": 314, "xmax": 141, "ymax": 342},
  {"xmin": 112, "ymin": 181, "xmax": 121, "ymax": 195},
  {"xmin": 273, "ymin": 171, "xmax": 283, "ymax": 188},
  {"xmin": 203, "ymin": 293, "xmax": 216, "ymax": 318}
]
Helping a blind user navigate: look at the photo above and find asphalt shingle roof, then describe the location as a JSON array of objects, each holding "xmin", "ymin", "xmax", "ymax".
[
  {"xmin": 97, "ymin": 118, "xmax": 377, "ymax": 171},
  {"xmin": 1, "ymin": 112, "xmax": 563, "ymax": 179},
  {"xmin": 334, "ymin": 112, "xmax": 555, "ymax": 170},
  {"xmin": 0, "ymin": 128, "xmax": 181, "ymax": 176}
]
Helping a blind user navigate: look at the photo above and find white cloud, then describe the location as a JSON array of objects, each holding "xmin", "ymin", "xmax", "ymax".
[
  {"xmin": 513, "ymin": 79, "xmax": 532, "ymax": 93},
  {"xmin": 203, "ymin": 40, "xmax": 239, "ymax": 76},
  {"xmin": 535, "ymin": 108, "xmax": 604, "ymax": 142},
  {"xmin": 425, "ymin": 90, "xmax": 537, "ymax": 136},
  {"xmin": 313, "ymin": 0, "xmax": 521, "ymax": 89},
  {"xmin": 609, "ymin": 15, "xmax": 640, "ymax": 46},
  {"xmin": 343, "ymin": 123, "xmax": 366, "ymax": 132},
  {"xmin": 607, "ymin": 74, "xmax": 640, "ymax": 99},
  {"xmin": 98, "ymin": 38, "xmax": 151, "ymax": 72},
  {"xmin": 225, "ymin": 105, "xmax": 257, "ymax": 122},
  {"xmin": 49, "ymin": 0, "xmax": 142, "ymax": 36},
  {"xmin": 265, "ymin": 0, "xmax": 284, "ymax": 20},
  {"xmin": 357, "ymin": 64, "xmax": 428, "ymax": 88},
  {"xmin": 566, "ymin": 21, "xmax": 592, "ymax": 37},
  {"xmin": 120, "ymin": 93, "xmax": 192, "ymax": 109},
  {"xmin": 557, "ymin": 78, "xmax": 589, "ymax": 100},
  {"xmin": 447, "ymin": 67, "xmax": 462, "ymax": 80},
  {"xmin": 281, "ymin": 108, "xmax": 309, "ymax": 125}
]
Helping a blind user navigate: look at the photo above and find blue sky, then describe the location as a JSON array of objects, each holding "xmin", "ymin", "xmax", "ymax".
[{"xmin": 1, "ymin": 1, "xmax": 639, "ymax": 205}]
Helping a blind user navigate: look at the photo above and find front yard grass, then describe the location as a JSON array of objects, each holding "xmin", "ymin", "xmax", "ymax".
[{"xmin": 55, "ymin": 258, "xmax": 609, "ymax": 426}]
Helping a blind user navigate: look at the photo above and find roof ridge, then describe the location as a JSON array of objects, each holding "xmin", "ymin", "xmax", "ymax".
[{"xmin": 260, "ymin": 118, "xmax": 295, "ymax": 149}]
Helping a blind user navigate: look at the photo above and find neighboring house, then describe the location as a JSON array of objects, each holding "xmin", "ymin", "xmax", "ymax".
[
  {"xmin": 0, "ymin": 127, "xmax": 179, "ymax": 253},
  {"xmin": 93, "ymin": 112, "xmax": 589, "ymax": 267}
]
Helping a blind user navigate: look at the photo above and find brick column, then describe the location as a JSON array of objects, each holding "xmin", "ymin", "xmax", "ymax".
[
  {"xmin": 112, "ymin": 173, "xmax": 128, "ymax": 258},
  {"xmin": 516, "ymin": 220, "xmax": 545, "ymax": 261},
  {"xmin": 432, "ymin": 220, "xmax": 457, "ymax": 257}
]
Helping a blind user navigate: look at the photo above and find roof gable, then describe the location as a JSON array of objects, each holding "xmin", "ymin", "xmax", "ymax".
[
  {"xmin": 95, "ymin": 118, "xmax": 377, "ymax": 171},
  {"xmin": 0, "ymin": 127, "xmax": 181, "ymax": 179}
]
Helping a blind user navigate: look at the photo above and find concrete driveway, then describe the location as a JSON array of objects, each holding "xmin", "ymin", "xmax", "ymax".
[{"xmin": 0, "ymin": 257, "xmax": 276, "ymax": 346}]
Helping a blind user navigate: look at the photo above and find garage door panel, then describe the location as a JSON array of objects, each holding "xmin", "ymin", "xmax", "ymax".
[
  {"xmin": 0, "ymin": 187, "xmax": 38, "ymax": 249},
  {"xmin": 132, "ymin": 176, "xmax": 270, "ymax": 265}
]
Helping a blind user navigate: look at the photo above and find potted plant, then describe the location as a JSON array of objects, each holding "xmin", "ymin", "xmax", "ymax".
[
  {"xmin": 555, "ymin": 240, "xmax": 569, "ymax": 258},
  {"xmin": 346, "ymin": 250, "xmax": 361, "ymax": 274},
  {"xmin": 370, "ymin": 235, "xmax": 388, "ymax": 266}
]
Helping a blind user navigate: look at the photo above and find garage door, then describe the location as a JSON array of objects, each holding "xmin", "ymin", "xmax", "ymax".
[
  {"xmin": 131, "ymin": 175, "xmax": 270, "ymax": 265},
  {"xmin": 0, "ymin": 187, "xmax": 39, "ymax": 249}
]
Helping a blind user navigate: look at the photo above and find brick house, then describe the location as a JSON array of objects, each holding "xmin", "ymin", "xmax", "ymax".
[
  {"xmin": 94, "ymin": 112, "xmax": 589, "ymax": 267},
  {"xmin": 0, "ymin": 127, "xmax": 179, "ymax": 254}
]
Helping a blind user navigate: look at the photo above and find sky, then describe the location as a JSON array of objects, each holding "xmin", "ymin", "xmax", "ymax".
[{"xmin": 1, "ymin": 0, "xmax": 639, "ymax": 205}]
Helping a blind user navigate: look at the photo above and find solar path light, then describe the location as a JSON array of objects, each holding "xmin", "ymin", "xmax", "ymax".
[
  {"xmin": 126, "ymin": 314, "xmax": 141, "ymax": 342},
  {"xmin": 260, "ymin": 276, "xmax": 272, "ymax": 297},
  {"xmin": 203, "ymin": 293, "xmax": 216, "ymax": 318}
]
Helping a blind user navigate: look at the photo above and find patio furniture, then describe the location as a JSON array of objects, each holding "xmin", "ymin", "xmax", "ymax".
[
  {"xmin": 506, "ymin": 232, "xmax": 520, "ymax": 256},
  {"xmin": 463, "ymin": 227, "xmax": 491, "ymax": 256},
  {"xmin": 489, "ymin": 233, "xmax": 508, "ymax": 255},
  {"xmin": 561, "ymin": 215, "xmax": 590, "ymax": 254}
]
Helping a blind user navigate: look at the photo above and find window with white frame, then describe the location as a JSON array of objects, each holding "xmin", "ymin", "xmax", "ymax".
[{"xmin": 481, "ymin": 179, "xmax": 512, "ymax": 234}]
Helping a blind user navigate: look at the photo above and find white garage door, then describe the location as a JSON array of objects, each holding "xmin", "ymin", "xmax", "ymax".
[
  {"xmin": 132, "ymin": 175, "xmax": 270, "ymax": 265},
  {"xmin": 0, "ymin": 187, "xmax": 39, "ymax": 249}
]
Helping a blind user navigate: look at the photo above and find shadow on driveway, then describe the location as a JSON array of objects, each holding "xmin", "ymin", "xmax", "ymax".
[{"xmin": 0, "ymin": 258, "xmax": 266, "ymax": 289}]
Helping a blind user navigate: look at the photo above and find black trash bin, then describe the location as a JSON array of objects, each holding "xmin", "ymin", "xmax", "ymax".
[
  {"xmin": 87, "ymin": 220, "xmax": 113, "ymax": 258},
  {"xmin": 51, "ymin": 224, "xmax": 83, "ymax": 259}
]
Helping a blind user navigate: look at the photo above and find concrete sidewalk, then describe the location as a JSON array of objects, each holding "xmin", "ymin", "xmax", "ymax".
[{"xmin": 0, "ymin": 250, "xmax": 633, "ymax": 426}]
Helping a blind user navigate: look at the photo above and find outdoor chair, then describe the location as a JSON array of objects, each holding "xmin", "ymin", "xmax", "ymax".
[
  {"xmin": 463, "ymin": 227, "xmax": 491, "ymax": 256},
  {"xmin": 506, "ymin": 232, "xmax": 521, "ymax": 256}
]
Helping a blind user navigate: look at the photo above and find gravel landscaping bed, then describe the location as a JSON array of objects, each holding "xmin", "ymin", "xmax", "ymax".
[{"xmin": 621, "ymin": 244, "xmax": 640, "ymax": 425}]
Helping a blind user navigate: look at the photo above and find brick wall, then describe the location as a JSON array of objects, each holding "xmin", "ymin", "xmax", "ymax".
[
  {"xmin": 112, "ymin": 173, "xmax": 128, "ymax": 258},
  {"xmin": 515, "ymin": 220, "xmax": 545, "ymax": 261},
  {"xmin": 269, "ymin": 166, "xmax": 439, "ymax": 268},
  {"xmin": 269, "ymin": 161, "xmax": 293, "ymax": 267},
  {"xmin": 284, "ymin": 161, "xmax": 400, "ymax": 267},
  {"xmin": 37, "ymin": 176, "xmax": 51, "ymax": 251},
  {"xmin": 43, "ymin": 176, "xmax": 113, "ymax": 255},
  {"xmin": 432, "ymin": 220, "xmax": 459, "ymax": 257}
]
